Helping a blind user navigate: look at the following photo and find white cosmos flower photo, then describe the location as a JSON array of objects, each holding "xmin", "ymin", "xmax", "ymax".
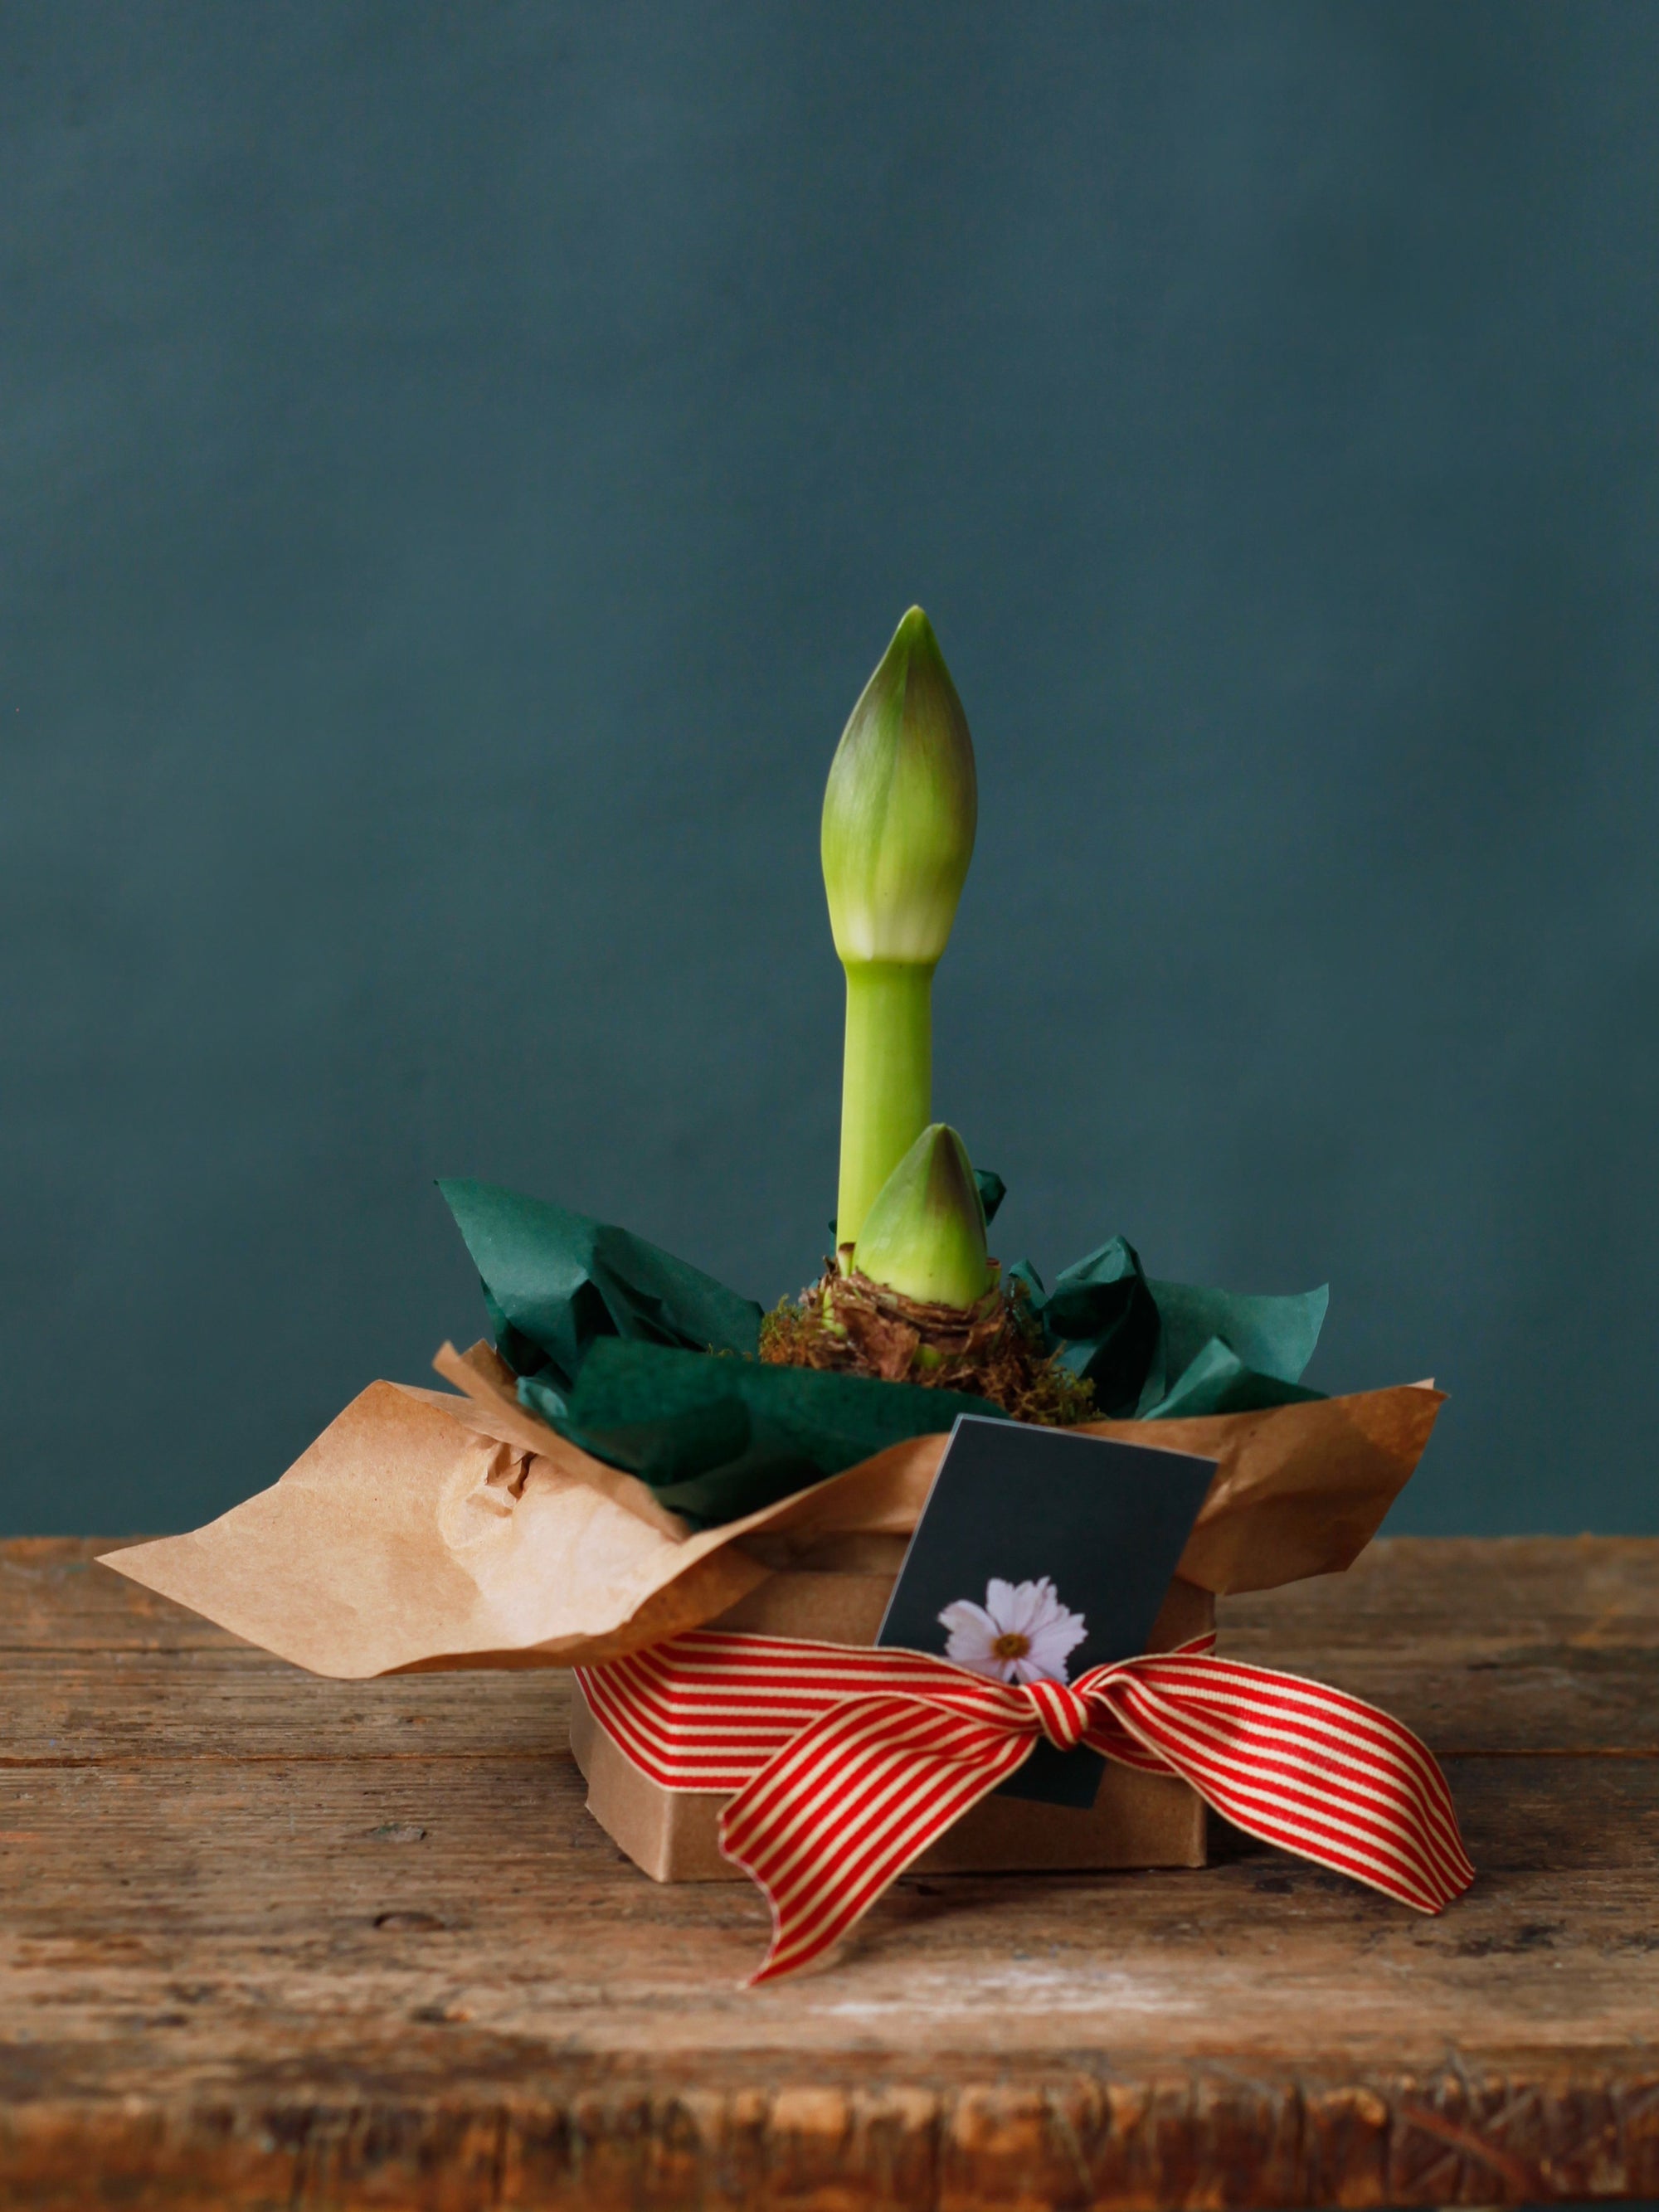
[{"xmin": 937, "ymin": 1576, "xmax": 1088, "ymax": 1685}]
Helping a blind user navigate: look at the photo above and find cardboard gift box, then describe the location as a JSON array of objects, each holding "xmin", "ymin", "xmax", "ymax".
[{"xmin": 569, "ymin": 1531, "xmax": 1214, "ymax": 1879}]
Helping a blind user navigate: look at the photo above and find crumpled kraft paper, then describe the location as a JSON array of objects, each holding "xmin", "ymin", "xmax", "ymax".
[{"xmin": 100, "ymin": 1339, "xmax": 1444, "ymax": 1680}]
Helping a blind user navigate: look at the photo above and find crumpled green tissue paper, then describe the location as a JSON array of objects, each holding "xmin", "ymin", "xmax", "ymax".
[
  {"xmin": 535, "ymin": 1338, "xmax": 1005, "ymax": 1525},
  {"xmin": 1010, "ymin": 1237, "xmax": 1326, "ymax": 1421},
  {"xmin": 439, "ymin": 1178, "xmax": 1328, "ymax": 1527}
]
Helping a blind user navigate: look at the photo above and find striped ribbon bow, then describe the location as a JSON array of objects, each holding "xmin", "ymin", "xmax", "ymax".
[{"xmin": 577, "ymin": 1629, "xmax": 1474, "ymax": 1984}]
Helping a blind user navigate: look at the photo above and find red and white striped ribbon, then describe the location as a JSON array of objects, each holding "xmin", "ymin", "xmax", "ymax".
[{"xmin": 577, "ymin": 1629, "xmax": 1474, "ymax": 1984}]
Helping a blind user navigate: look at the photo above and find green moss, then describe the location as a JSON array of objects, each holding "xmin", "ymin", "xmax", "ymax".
[{"xmin": 759, "ymin": 1269, "xmax": 1097, "ymax": 1428}]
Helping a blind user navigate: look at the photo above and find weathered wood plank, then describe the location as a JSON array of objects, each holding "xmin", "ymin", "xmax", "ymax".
[
  {"xmin": 0, "ymin": 1541, "xmax": 232, "ymax": 1650},
  {"xmin": 1225, "ymin": 1536, "xmax": 1659, "ymax": 1647},
  {"xmin": 17, "ymin": 1535, "xmax": 1656, "ymax": 1759},
  {"xmin": 4, "ymin": 1752, "xmax": 1657, "ymax": 2049},
  {"xmin": 0, "ymin": 1649, "xmax": 573, "ymax": 1765},
  {"xmin": 1222, "ymin": 1536, "xmax": 1659, "ymax": 1754},
  {"xmin": 1, "ymin": 1536, "xmax": 1657, "ymax": 2209}
]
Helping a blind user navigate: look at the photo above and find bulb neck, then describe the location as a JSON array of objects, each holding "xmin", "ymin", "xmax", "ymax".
[{"xmin": 834, "ymin": 961, "xmax": 934, "ymax": 1257}]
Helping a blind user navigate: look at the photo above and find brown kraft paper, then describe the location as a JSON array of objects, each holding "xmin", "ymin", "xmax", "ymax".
[{"xmin": 100, "ymin": 1339, "xmax": 1445, "ymax": 1677}]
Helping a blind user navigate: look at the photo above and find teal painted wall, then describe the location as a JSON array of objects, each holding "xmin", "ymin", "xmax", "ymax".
[{"xmin": 5, "ymin": 2, "xmax": 1657, "ymax": 1534}]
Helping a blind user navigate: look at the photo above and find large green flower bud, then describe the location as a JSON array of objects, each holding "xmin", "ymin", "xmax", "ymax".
[{"xmin": 821, "ymin": 607, "xmax": 978, "ymax": 965}]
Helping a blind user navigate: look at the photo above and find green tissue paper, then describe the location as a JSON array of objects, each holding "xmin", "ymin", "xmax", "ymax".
[
  {"xmin": 440, "ymin": 1179, "xmax": 1328, "ymax": 1527},
  {"xmin": 438, "ymin": 1178, "xmax": 761, "ymax": 1394},
  {"xmin": 1010, "ymin": 1236, "xmax": 1327, "ymax": 1420},
  {"xmin": 529, "ymin": 1337, "xmax": 1007, "ymax": 1524}
]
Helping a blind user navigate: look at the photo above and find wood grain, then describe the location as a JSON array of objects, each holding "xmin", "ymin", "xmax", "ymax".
[{"xmin": 2, "ymin": 1535, "xmax": 1656, "ymax": 2209}]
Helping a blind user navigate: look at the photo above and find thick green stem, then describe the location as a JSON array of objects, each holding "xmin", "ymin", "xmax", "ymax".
[{"xmin": 836, "ymin": 960, "xmax": 934, "ymax": 1257}]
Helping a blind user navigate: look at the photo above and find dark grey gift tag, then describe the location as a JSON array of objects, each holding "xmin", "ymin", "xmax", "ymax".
[{"xmin": 875, "ymin": 1415, "xmax": 1217, "ymax": 1806}]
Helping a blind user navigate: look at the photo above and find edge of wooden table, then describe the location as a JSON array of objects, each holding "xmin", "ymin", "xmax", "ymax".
[{"xmin": 2, "ymin": 1534, "xmax": 1657, "ymax": 2210}]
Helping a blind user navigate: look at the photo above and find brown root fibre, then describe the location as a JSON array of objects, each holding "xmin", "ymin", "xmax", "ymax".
[{"xmin": 759, "ymin": 1263, "xmax": 1096, "ymax": 1427}]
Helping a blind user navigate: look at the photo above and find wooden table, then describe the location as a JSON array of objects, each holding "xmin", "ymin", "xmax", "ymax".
[{"xmin": 2, "ymin": 1536, "xmax": 1655, "ymax": 2210}]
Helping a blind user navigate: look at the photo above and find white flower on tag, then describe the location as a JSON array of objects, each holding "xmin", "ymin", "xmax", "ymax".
[{"xmin": 937, "ymin": 1576, "xmax": 1088, "ymax": 1685}]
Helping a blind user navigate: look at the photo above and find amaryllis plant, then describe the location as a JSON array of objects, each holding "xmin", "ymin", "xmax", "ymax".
[{"xmin": 440, "ymin": 610, "xmax": 1328, "ymax": 1524}]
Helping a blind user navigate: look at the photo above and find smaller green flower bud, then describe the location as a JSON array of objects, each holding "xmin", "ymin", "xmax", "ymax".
[{"xmin": 853, "ymin": 1123, "xmax": 991, "ymax": 1310}]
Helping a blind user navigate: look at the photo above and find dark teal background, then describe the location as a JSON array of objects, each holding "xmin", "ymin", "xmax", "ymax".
[{"xmin": 6, "ymin": 2, "xmax": 1657, "ymax": 1536}]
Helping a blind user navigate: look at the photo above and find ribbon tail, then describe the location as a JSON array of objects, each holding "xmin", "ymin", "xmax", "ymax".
[
  {"xmin": 718, "ymin": 1693, "xmax": 1034, "ymax": 1984},
  {"xmin": 1096, "ymin": 1657, "xmax": 1477, "ymax": 1913}
]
